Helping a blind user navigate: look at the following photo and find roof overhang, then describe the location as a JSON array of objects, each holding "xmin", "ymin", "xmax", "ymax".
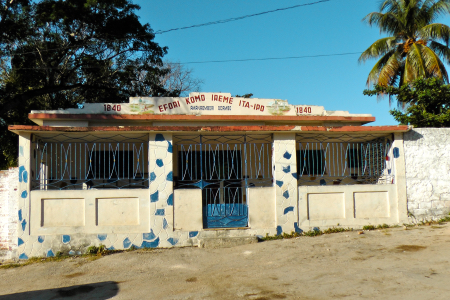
[
  {"xmin": 9, "ymin": 124, "xmax": 410, "ymax": 135},
  {"xmin": 28, "ymin": 113, "xmax": 376, "ymax": 125}
]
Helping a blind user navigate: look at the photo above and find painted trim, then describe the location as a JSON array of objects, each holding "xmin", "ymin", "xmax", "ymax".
[
  {"xmin": 9, "ymin": 125, "xmax": 410, "ymax": 134},
  {"xmin": 28, "ymin": 113, "xmax": 375, "ymax": 123}
]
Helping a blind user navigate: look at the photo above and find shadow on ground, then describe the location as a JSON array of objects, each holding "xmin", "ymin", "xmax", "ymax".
[{"xmin": 0, "ymin": 281, "xmax": 119, "ymax": 300}]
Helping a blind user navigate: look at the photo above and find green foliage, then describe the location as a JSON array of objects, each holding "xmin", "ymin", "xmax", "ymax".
[
  {"xmin": 362, "ymin": 225, "xmax": 376, "ymax": 231},
  {"xmin": 0, "ymin": 0, "xmax": 178, "ymax": 169},
  {"xmin": 364, "ymin": 77, "xmax": 450, "ymax": 127},
  {"xmin": 359, "ymin": 0, "xmax": 450, "ymax": 91},
  {"xmin": 86, "ymin": 244, "xmax": 108, "ymax": 255}
]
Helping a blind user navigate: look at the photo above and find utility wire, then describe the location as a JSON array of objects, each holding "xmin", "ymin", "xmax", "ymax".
[
  {"xmin": 180, "ymin": 52, "xmax": 363, "ymax": 64},
  {"xmin": 9, "ymin": 51, "xmax": 363, "ymax": 69},
  {"xmin": 154, "ymin": 0, "xmax": 330, "ymax": 34},
  {"xmin": 5, "ymin": 0, "xmax": 330, "ymax": 56}
]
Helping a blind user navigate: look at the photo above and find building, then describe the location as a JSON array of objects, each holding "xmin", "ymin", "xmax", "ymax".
[{"xmin": 8, "ymin": 92, "xmax": 409, "ymax": 258}]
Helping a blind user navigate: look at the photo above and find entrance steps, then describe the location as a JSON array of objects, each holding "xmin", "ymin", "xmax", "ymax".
[{"xmin": 197, "ymin": 229, "xmax": 259, "ymax": 248}]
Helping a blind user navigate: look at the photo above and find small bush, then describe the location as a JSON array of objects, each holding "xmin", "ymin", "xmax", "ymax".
[{"xmin": 362, "ymin": 225, "xmax": 376, "ymax": 231}]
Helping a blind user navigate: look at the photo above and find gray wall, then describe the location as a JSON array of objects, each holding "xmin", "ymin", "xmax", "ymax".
[{"xmin": 404, "ymin": 128, "xmax": 450, "ymax": 220}]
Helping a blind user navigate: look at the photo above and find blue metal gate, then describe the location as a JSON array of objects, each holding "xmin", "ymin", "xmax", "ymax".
[{"xmin": 174, "ymin": 134, "xmax": 272, "ymax": 228}]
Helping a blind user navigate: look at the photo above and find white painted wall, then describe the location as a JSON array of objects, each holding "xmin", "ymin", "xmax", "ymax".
[
  {"xmin": 404, "ymin": 128, "xmax": 450, "ymax": 220},
  {"xmin": 0, "ymin": 168, "xmax": 18, "ymax": 261}
]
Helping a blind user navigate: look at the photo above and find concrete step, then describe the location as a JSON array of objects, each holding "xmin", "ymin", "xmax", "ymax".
[{"xmin": 198, "ymin": 236, "xmax": 258, "ymax": 248}]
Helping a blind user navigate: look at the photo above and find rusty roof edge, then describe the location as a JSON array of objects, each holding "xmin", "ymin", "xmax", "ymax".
[{"xmin": 8, "ymin": 124, "xmax": 411, "ymax": 134}]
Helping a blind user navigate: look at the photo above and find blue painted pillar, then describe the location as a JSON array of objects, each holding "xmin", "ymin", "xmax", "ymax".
[{"xmin": 273, "ymin": 133, "xmax": 299, "ymax": 234}]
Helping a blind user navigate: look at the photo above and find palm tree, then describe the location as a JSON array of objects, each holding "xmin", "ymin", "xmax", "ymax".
[{"xmin": 359, "ymin": 0, "xmax": 450, "ymax": 89}]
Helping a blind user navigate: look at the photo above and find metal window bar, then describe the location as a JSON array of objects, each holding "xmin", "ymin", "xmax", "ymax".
[
  {"xmin": 297, "ymin": 135, "xmax": 394, "ymax": 186},
  {"xmin": 31, "ymin": 134, "xmax": 148, "ymax": 190},
  {"xmin": 174, "ymin": 134, "xmax": 273, "ymax": 228}
]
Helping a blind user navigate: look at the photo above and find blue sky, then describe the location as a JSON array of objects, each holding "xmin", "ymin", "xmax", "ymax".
[{"xmin": 134, "ymin": 0, "xmax": 449, "ymax": 126}]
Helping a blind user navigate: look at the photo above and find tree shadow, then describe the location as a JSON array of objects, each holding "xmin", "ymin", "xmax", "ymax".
[{"xmin": 0, "ymin": 281, "xmax": 119, "ymax": 300}]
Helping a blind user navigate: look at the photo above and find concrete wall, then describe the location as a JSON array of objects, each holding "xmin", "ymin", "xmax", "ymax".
[
  {"xmin": 404, "ymin": 128, "xmax": 450, "ymax": 220},
  {"xmin": 0, "ymin": 168, "xmax": 18, "ymax": 261}
]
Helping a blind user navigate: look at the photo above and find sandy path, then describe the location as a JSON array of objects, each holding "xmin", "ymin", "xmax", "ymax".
[{"xmin": 1, "ymin": 224, "xmax": 449, "ymax": 300}]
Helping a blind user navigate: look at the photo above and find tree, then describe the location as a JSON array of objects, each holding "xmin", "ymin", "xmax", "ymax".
[
  {"xmin": 0, "ymin": 0, "xmax": 202, "ymax": 169},
  {"xmin": 159, "ymin": 61, "xmax": 203, "ymax": 96},
  {"xmin": 364, "ymin": 77, "xmax": 450, "ymax": 127},
  {"xmin": 359, "ymin": 0, "xmax": 450, "ymax": 91}
]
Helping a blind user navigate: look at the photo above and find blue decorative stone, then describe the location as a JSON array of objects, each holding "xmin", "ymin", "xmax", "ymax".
[
  {"xmin": 141, "ymin": 237, "xmax": 160, "ymax": 248},
  {"xmin": 69, "ymin": 250, "xmax": 76, "ymax": 255},
  {"xmin": 19, "ymin": 166, "xmax": 28, "ymax": 183},
  {"xmin": 388, "ymin": 169, "xmax": 391, "ymax": 175},
  {"xmin": 163, "ymin": 218, "xmax": 168, "ymax": 229},
  {"xmin": 21, "ymin": 190, "xmax": 27, "ymax": 198},
  {"xmin": 320, "ymin": 179, "xmax": 327, "ymax": 185},
  {"xmin": 97, "ymin": 234, "xmax": 107, "ymax": 241},
  {"xmin": 167, "ymin": 141, "xmax": 173, "ymax": 153},
  {"xmin": 167, "ymin": 238, "xmax": 178, "ymax": 246},
  {"xmin": 275, "ymin": 180, "xmax": 283, "ymax": 188},
  {"xmin": 276, "ymin": 226, "xmax": 283, "ymax": 236},
  {"xmin": 166, "ymin": 171, "xmax": 173, "ymax": 181},
  {"xmin": 167, "ymin": 193, "xmax": 173, "ymax": 206},
  {"xmin": 150, "ymin": 191, "xmax": 159, "ymax": 202},
  {"xmin": 155, "ymin": 134, "xmax": 165, "ymax": 142},
  {"xmin": 283, "ymin": 206, "xmax": 294, "ymax": 214},
  {"xmin": 294, "ymin": 222, "xmax": 303, "ymax": 234},
  {"xmin": 313, "ymin": 227, "xmax": 320, "ymax": 232},
  {"xmin": 393, "ymin": 147, "xmax": 400, "ymax": 158},
  {"xmin": 47, "ymin": 249, "xmax": 54, "ymax": 257},
  {"xmin": 282, "ymin": 190, "xmax": 289, "ymax": 199},
  {"xmin": 19, "ymin": 146, "xmax": 24, "ymax": 157},
  {"xmin": 155, "ymin": 209, "xmax": 165, "ymax": 216},
  {"xmin": 19, "ymin": 253, "xmax": 28, "ymax": 260},
  {"xmin": 123, "ymin": 237, "xmax": 131, "ymax": 249},
  {"xmin": 38, "ymin": 236, "xmax": 45, "ymax": 243},
  {"xmin": 291, "ymin": 173, "xmax": 298, "ymax": 179},
  {"xmin": 156, "ymin": 159, "xmax": 164, "ymax": 167},
  {"xmin": 150, "ymin": 172, "xmax": 157, "ymax": 182},
  {"xmin": 21, "ymin": 219, "xmax": 26, "ymax": 231},
  {"xmin": 189, "ymin": 231, "xmax": 199, "ymax": 238},
  {"xmin": 18, "ymin": 209, "xmax": 22, "ymax": 221},
  {"xmin": 282, "ymin": 165, "xmax": 291, "ymax": 173},
  {"xmin": 18, "ymin": 238, "xmax": 24, "ymax": 246},
  {"xmin": 107, "ymin": 246, "xmax": 115, "ymax": 251},
  {"xmin": 143, "ymin": 230, "xmax": 156, "ymax": 241},
  {"xmin": 62, "ymin": 235, "xmax": 71, "ymax": 244},
  {"xmin": 283, "ymin": 151, "xmax": 292, "ymax": 160}
]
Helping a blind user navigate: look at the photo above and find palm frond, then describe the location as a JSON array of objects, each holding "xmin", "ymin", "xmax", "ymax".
[
  {"xmin": 421, "ymin": 44, "xmax": 449, "ymax": 82},
  {"xmin": 419, "ymin": 23, "xmax": 450, "ymax": 45},
  {"xmin": 407, "ymin": 43, "xmax": 428, "ymax": 78},
  {"xmin": 358, "ymin": 37, "xmax": 398, "ymax": 63},
  {"xmin": 427, "ymin": 0, "xmax": 450, "ymax": 18},
  {"xmin": 363, "ymin": 12, "xmax": 403, "ymax": 35},
  {"xmin": 377, "ymin": 50, "xmax": 403, "ymax": 87},
  {"xmin": 429, "ymin": 40, "xmax": 450, "ymax": 63},
  {"xmin": 365, "ymin": 49, "xmax": 399, "ymax": 86},
  {"xmin": 420, "ymin": 44, "xmax": 445, "ymax": 78}
]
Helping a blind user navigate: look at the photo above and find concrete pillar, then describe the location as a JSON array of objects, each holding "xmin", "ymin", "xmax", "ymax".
[
  {"xmin": 393, "ymin": 132, "xmax": 408, "ymax": 223},
  {"xmin": 273, "ymin": 133, "xmax": 300, "ymax": 234},
  {"xmin": 17, "ymin": 133, "xmax": 31, "ymax": 259},
  {"xmin": 149, "ymin": 133, "xmax": 177, "ymax": 247}
]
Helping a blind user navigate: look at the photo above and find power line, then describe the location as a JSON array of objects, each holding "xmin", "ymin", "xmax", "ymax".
[
  {"xmin": 7, "ymin": 51, "xmax": 364, "ymax": 70},
  {"xmin": 180, "ymin": 52, "xmax": 363, "ymax": 64},
  {"xmin": 5, "ymin": 0, "xmax": 330, "ymax": 56},
  {"xmin": 154, "ymin": 0, "xmax": 330, "ymax": 34}
]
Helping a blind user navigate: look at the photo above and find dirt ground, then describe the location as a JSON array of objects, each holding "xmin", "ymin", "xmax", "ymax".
[{"xmin": 1, "ymin": 224, "xmax": 450, "ymax": 300}]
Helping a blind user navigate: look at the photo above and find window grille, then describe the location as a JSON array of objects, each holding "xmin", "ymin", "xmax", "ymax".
[
  {"xmin": 31, "ymin": 133, "xmax": 148, "ymax": 190},
  {"xmin": 296, "ymin": 134, "xmax": 394, "ymax": 185}
]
